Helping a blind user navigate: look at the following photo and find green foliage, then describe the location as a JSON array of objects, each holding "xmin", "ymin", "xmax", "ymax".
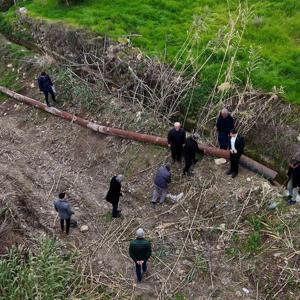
[
  {"xmin": 8, "ymin": 0, "xmax": 299, "ymax": 105},
  {"xmin": 0, "ymin": 238, "xmax": 76, "ymax": 299},
  {"xmin": 0, "ymin": 237, "xmax": 110, "ymax": 299}
]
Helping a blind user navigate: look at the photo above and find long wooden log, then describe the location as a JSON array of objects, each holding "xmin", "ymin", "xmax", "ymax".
[{"xmin": 0, "ymin": 86, "xmax": 278, "ymax": 180}]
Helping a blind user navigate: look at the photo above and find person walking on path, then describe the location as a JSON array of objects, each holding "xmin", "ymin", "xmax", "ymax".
[
  {"xmin": 183, "ymin": 133, "xmax": 203, "ymax": 176},
  {"xmin": 129, "ymin": 228, "xmax": 152, "ymax": 283},
  {"xmin": 167, "ymin": 122, "xmax": 186, "ymax": 163},
  {"xmin": 53, "ymin": 192, "xmax": 74, "ymax": 235},
  {"xmin": 105, "ymin": 174, "xmax": 124, "ymax": 218},
  {"xmin": 37, "ymin": 71, "xmax": 56, "ymax": 107},
  {"xmin": 152, "ymin": 164, "xmax": 171, "ymax": 207},
  {"xmin": 286, "ymin": 159, "xmax": 300, "ymax": 205},
  {"xmin": 216, "ymin": 108, "xmax": 234, "ymax": 150},
  {"xmin": 226, "ymin": 129, "xmax": 245, "ymax": 178}
]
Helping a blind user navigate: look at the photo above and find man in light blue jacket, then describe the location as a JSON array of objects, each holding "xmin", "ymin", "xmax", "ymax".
[
  {"xmin": 54, "ymin": 192, "xmax": 74, "ymax": 235},
  {"xmin": 152, "ymin": 164, "xmax": 171, "ymax": 207}
]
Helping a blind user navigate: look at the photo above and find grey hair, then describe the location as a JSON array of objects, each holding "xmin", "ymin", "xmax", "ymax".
[
  {"xmin": 136, "ymin": 228, "xmax": 145, "ymax": 238},
  {"xmin": 116, "ymin": 174, "xmax": 124, "ymax": 183},
  {"xmin": 174, "ymin": 122, "xmax": 181, "ymax": 127},
  {"xmin": 221, "ymin": 108, "xmax": 229, "ymax": 114}
]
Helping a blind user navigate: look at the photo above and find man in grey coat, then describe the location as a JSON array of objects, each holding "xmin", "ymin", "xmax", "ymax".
[
  {"xmin": 53, "ymin": 192, "xmax": 74, "ymax": 235},
  {"xmin": 151, "ymin": 164, "xmax": 171, "ymax": 207}
]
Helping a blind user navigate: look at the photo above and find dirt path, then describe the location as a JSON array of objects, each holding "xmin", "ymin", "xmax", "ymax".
[{"xmin": 1, "ymin": 97, "xmax": 282, "ymax": 299}]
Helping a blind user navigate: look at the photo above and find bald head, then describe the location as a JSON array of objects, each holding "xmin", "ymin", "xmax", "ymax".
[{"xmin": 174, "ymin": 122, "xmax": 181, "ymax": 131}]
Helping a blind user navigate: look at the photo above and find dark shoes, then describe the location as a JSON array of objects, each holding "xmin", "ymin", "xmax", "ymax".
[
  {"xmin": 287, "ymin": 196, "xmax": 296, "ymax": 205},
  {"xmin": 231, "ymin": 172, "xmax": 238, "ymax": 178},
  {"xmin": 226, "ymin": 170, "xmax": 232, "ymax": 175},
  {"xmin": 226, "ymin": 170, "xmax": 237, "ymax": 178}
]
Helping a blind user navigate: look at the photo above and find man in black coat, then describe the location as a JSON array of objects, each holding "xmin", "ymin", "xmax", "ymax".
[
  {"xmin": 286, "ymin": 159, "xmax": 300, "ymax": 205},
  {"xmin": 105, "ymin": 174, "xmax": 124, "ymax": 218},
  {"xmin": 226, "ymin": 129, "xmax": 245, "ymax": 178},
  {"xmin": 167, "ymin": 122, "xmax": 186, "ymax": 163},
  {"xmin": 183, "ymin": 133, "xmax": 203, "ymax": 176},
  {"xmin": 216, "ymin": 108, "xmax": 234, "ymax": 150},
  {"xmin": 37, "ymin": 71, "xmax": 56, "ymax": 107}
]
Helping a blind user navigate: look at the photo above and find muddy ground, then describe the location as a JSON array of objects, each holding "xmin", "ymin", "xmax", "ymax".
[{"xmin": 0, "ymin": 33, "xmax": 299, "ymax": 299}]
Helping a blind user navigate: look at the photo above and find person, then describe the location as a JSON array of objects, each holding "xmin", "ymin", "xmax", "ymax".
[
  {"xmin": 129, "ymin": 228, "xmax": 152, "ymax": 283},
  {"xmin": 37, "ymin": 71, "xmax": 56, "ymax": 107},
  {"xmin": 226, "ymin": 129, "xmax": 245, "ymax": 178},
  {"xmin": 105, "ymin": 174, "xmax": 124, "ymax": 218},
  {"xmin": 167, "ymin": 122, "xmax": 186, "ymax": 163},
  {"xmin": 216, "ymin": 108, "xmax": 234, "ymax": 150},
  {"xmin": 286, "ymin": 159, "xmax": 300, "ymax": 205},
  {"xmin": 152, "ymin": 164, "xmax": 171, "ymax": 206},
  {"xmin": 53, "ymin": 192, "xmax": 74, "ymax": 235},
  {"xmin": 183, "ymin": 133, "xmax": 203, "ymax": 176}
]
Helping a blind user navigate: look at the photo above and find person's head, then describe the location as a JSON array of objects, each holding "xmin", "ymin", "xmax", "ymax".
[
  {"xmin": 221, "ymin": 108, "xmax": 229, "ymax": 118},
  {"xmin": 136, "ymin": 228, "xmax": 145, "ymax": 239},
  {"xmin": 289, "ymin": 159, "xmax": 300, "ymax": 168},
  {"xmin": 59, "ymin": 192, "xmax": 66, "ymax": 199},
  {"xmin": 116, "ymin": 174, "xmax": 124, "ymax": 183},
  {"xmin": 192, "ymin": 133, "xmax": 199, "ymax": 141},
  {"xmin": 229, "ymin": 129, "xmax": 237, "ymax": 137},
  {"xmin": 41, "ymin": 71, "xmax": 47, "ymax": 76},
  {"xmin": 165, "ymin": 164, "xmax": 171, "ymax": 171},
  {"xmin": 174, "ymin": 122, "xmax": 181, "ymax": 131}
]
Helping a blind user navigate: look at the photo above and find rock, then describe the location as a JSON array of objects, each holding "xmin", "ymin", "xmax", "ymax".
[
  {"xmin": 297, "ymin": 134, "xmax": 300, "ymax": 142},
  {"xmin": 18, "ymin": 7, "xmax": 28, "ymax": 15},
  {"xmin": 214, "ymin": 158, "xmax": 227, "ymax": 165},
  {"xmin": 268, "ymin": 202, "xmax": 278, "ymax": 210},
  {"xmin": 80, "ymin": 225, "xmax": 89, "ymax": 232},
  {"xmin": 7, "ymin": 64, "xmax": 13, "ymax": 68},
  {"xmin": 246, "ymin": 177, "xmax": 251, "ymax": 182},
  {"xmin": 30, "ymin": 83, "xmax": 35, "ymax": 88},
  {"xmin": 242, "ymin": 287, "xmax": 250, "ymax": 294}
]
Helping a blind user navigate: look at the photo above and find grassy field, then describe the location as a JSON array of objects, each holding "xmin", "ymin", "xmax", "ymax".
[{"xmin": 3, "ymin": 0, "xmax": 300, "ymax": 104}]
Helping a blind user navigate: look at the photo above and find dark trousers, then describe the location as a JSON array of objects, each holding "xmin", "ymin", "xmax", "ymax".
[
  {"xmin": 218, "ymin": 132, "xmax": 230, "ymax": 150},
  {"xmin": 43, "ymin": 89, "xmax": 56, "ymax": 106},
  {"xmin": 230, "ymin": 152, "xmax": 241, "ymax": 174},
  {"xmin": 183, "ymin": 157, "xmax": 198, "ymax": 175},
  {"xmin": 112, "ymin": 203, "xmax": 119, "ymax": 218},
  {"xmin": 171, "ymin": 146, "xmax": 183, "ymax": 162},
  {"xmin": 135, "ymin": 261, "xmax": 147, "ymax": 282},
  {"xmin": 60, "ymin": 218, "xmax": 71, "ymax": 234}
]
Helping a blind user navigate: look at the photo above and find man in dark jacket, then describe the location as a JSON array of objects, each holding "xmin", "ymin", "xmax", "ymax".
[
  {"xmin": 183, "ymin": 133, "xmax": 203, "ymax": 176},
  {"xmin": 152, "ymin": 164, "xmax": 171, "ymax": 206},
  {"xmin": 167, "ymin": 122, "xmax": 186, "ymax": 163},
  {"xmin": 53, "ymin": 192, "xmax": 74, "ymax": 235},
  {"xmin": 286, "ymin": 159, "xmax": 300, "ymax": 205},
  {"xmin": 105, "ymin": 174, "xmax": 123, "ymax": 218},
  {"xmin": 216, "ymin": 108, "xmax": 234, "ymax": 150},
  {"xmin": 129, "ymin": 228, "xmax": 152, "ymax": 283},
  {"xmin": 37, "ymin": 71, "xmax": 56, "ymax": 107},
  {"xmin": 226, "ymin": 129, "xmax": 245, "ymax": 178}
]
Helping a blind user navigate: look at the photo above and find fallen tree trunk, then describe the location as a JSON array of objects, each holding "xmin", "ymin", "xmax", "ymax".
[{"xmin": 0, "ymin": 86, "xmax": 278, "ymax": 180}]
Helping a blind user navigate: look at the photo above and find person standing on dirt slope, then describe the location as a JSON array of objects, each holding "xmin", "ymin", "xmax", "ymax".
[
  {"xmin": 226, "ymin": 129, "xmax": 245, "ymax": 178},
  {"xmin": 216, "ymin": 108, "xmax": 235, "ymax": 150},
  {"xmin": 286, "ymin": 159, "xmax": 300, "ymax": 205},
  {"xmin": 105, "ymin": 174, "xmax": 124, "ymax": 218},
  {"xmin": 152, "ymin": 164, "xmax": 171, "ymax": 207},
  {"xmin": 129, "ymin": 228, "xmax": 152, "ymax": 283},
  {"xmin": 37, "ymin": 71, "xmax": 56, "ymax": 107},
  {"xmin": 167, "ymin": 122, "xmax": 186, "ymax": 164},
  {"xmin": 53, "ymin": 192, "xmax": 74, "ymax": 235},
  {"xmin": 183, "ymin": 133, "xmax": 203, "ymax": 176}
]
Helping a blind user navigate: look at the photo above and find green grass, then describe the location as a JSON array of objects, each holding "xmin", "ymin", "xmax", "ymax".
[
  {"xmin": 2, "ymin": 0, "xmax": 300, "ymax": 104},
  {"xmin": 0, "ymin": 237, "xmax": 110, "ymax": 299}
]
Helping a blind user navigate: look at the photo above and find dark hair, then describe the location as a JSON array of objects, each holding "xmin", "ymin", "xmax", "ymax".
[
  {"xmin": 165, "ymin": 164, "xmax": 171, "ymax": 171},
  {"xmin": 230, "ymin": 129, "xmax": 237, "ymax": 134},
  {"xmin": 59, "ymin": 192, "xmax": 65, "ymax": 199},
  {"xmin": 41, "ymin": 71, "xmax": 47, "ymax": 76},
  {"xmin": 290, "ymin": 159, "xmax": 300, "ymax": 165}
]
